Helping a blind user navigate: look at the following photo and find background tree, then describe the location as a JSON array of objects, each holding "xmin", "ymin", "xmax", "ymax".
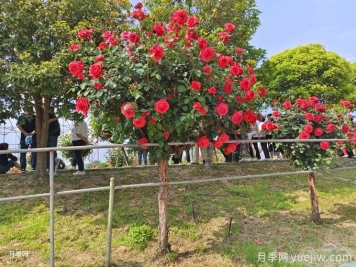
[
  {"xmin": 271, "ymin": 97, "xmax": 355, "ymax": 223},
  {"xmin": 144, "ymin": 0, "xmax": 266, "ymax": 63},
  {"xmin": 0, "ymin": 0, "xmax": 130, "ymax": 179},
  {"xmin": 257, "ymin": 44, "xmax": 354, "ymax": 105},
  {"xmin": 349, "ymin": 62, "xmax": 356, "ymax": 103}
]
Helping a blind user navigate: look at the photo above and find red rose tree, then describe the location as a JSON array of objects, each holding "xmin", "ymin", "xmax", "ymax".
[
  {"xmin": 271, "ymin": 97, "xmax": 355, "ymax": 224},
  {"xmin": 68, "ymin": 4, "xmax": 266, "ymax": 253}
]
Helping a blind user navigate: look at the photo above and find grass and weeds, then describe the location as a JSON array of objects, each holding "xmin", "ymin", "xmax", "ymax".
[{"xmin": 1, "ymin": 158, "xmax": 356, "ymax": 266}]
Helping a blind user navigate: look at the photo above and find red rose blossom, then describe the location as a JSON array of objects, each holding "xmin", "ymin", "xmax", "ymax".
[
  {"xmin": 218, "ymin": 55, "xmax": 232, "ymax": 68},
  {"xmin": 282, "ymin": 100, "xmax": 292, "ymax": 110},
  {"xmin": 299, "ymin": 131, "xmax": 310, "ymax": 140},
  {"xmin": 218, "ymin": 32, "xmax": 230, "ymax": 43},
  {"xmin": 89, "ymin": 63, "xmax": 103, "ymax": 79},
  {"xmin": 199, "ymin": 46, "xmax": 215, "ymax": 62},
  {"xmin": 68, "ymin": 60, "xmax": 84, "ymax": 77},
  {"xmin": 342, "ymin": 124, "xmax": 350, "ymax": 133},
  {"xmin": 219, "ymin": 133, "xmax": 230, "ymax": 143},
  {"xmin": 198, "ymin": 37, "xmax": 208, "ymax": 49},
  {"xmin": 236, "ymin": 47, "xmax": 244, "ymax": 54},
  {"xmin": 245, "ymin": 90, "xmax": 255, "ymax": 102},
  {"xmin": 203, "ymin": 65, "xmax": 212, "ymax": 75},
  {"xmin": 231, "ymin": 111, "xmax": 243, "ymax": 125},
  {"xmin": 187, "ymin": 16, "xmax": 199, "ymax": 28},
  {"xmin": 240, "ymin": 77, "xmax": 251, "ymax": 91},
  {"xmin": 326, "ymin": 123, "xmax": 336, "ymax": 133},
  {"xmin": 77, "ymin": 29, "xmax": 93, "ymax": 39},
  {"xmin": 305, "ymin": 113, "xmax": 314, "ymax": 121},
  {"xmin": 224, "ymin": 23, "xmax": 236, "ymax": 32},
  {"xmin": 313, "ymin": 128, "xmax": 323, "ymax": 137},
  {"xmin": 230, "ymin": 63, "xmax": 243, "ymax": 76},
  {"xmin": 208, "ymin": 87, "xmax": 216, "ymax": 94},
  {"xmin": 98, "ymin": 42, "xmax": 107, "ymax": 51},
  {"xmin": 190, "ymin": 81, "xmax": 201, "ymax": 92},
  {"xmin": 224, "ymin": 143, "xmax": 238, "ymax": 155},
  {"xmin": 149, "ymin": 45, "xmax": 165, "ymax": 61},
  {"xmin": 313, "ymin": 114, "xmax": 323, "ymax": 123},
  {"xmin": 197, "ymin": 136, "xmax": 210, "ymax": 148},
  {"xmin": 68, "ymin": 44, "xmax": 80, "ymax": 51},
  {"xmin": 215, "ymin": 102, "xmax": 229, "ymax": 116},
  {"xmin": 133, "ymin": 116, "xmax": 146, "ymax": 128},
  {"xmin": 121, "ymin": 102, "xmax": 135, "ymax": 119},
  {"xmin": 243, "ymin": 110, "xmax": 257, "ymax": 124},
  {"xmin": 94, "ymin": 83, "xmax": 103, "ymax": 90},
  {"xmin": 154, "ymin": 99, "xmax": 170, "ymax": 114},
  {"xmin": 303, "ymin": 124, "xmax": 313, "ymax": 134},
  {"xmin": 320, "ymin": 141, "xmax": 330, "ymax": 150},
  {"xmin": 76, "ymin": 97, "xmax": 89, "ymax": 117},
  {"xmin": 152, "ymin": 23, "xmax": 166, "ymax": 36},
  {"xmin": 163, "ymin": 131, "xmax": 170, "ymax": 140}
]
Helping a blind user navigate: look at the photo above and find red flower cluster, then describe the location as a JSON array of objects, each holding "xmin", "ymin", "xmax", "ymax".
[
  {"xmin": 69, "ymin": 4, "xmax": 268, "ymax": 151},
  {"xmin": 76, "ymin": 97, "xmax": 89, "ymax": 117}
]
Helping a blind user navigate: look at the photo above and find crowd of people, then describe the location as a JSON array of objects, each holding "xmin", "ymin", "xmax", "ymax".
[
  {"xmin": 0, "ymin": 107, "xmax": 89, "ymax": 175},
  {"xmin": 1, "ymin": 109, "xmax": 355, "ymax": 173}
]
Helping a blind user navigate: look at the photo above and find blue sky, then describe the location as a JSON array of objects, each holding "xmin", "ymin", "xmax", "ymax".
[
  {"xmin": 131, "ymin": 0, "xmax": 356, "ymax": 62},
  {"xmin": 250, "ymin": 0, "xmax": 356, "ymax": 62}
]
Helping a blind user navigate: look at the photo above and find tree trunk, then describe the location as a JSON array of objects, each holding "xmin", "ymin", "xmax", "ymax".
[
  {"xmin": 204, "ymin": 143, "xmax": 213, "ymax": 170},
  {"xmin": 34, "ymin": 96, "xmax": 51, "ymax": 182},
  {"xmin": 158, "ymin": 159, "xmax": 169, "ymax": 254},
  {"xmin": 308, "ymin": 172, "xmax": 321, "ymax": 224}
]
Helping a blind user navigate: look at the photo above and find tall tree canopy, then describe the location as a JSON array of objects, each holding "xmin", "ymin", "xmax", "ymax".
[
  {"xmin": 144, "ymin": 0, "xmax": 265, "ymax": 62},
  {"xmin": 257, "ymin": 44, "xmax": 354, "ymax": 104},
  {"xmin": 0, "ymin": 0, "xmax": 130, "ymax": 178}
]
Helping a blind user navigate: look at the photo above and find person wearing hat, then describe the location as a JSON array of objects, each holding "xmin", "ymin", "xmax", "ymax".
[{"xmin": 16, "ymin": 110, "xmax": 37, "ymax": 173}]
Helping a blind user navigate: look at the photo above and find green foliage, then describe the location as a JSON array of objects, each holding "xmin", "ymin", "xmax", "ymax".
[
  {"xmin": 272, "ymin": 97, "xmax": 355, "ymax": 170},
  {"xmin": 69, "ymin": 5, "xmax": 267, "ymax": 163},
  {"xmin": 57, "ymin": 133, "xmax": 93, "ymax": 161},
  {"xmin": 0, "ymin": 0, "xmax": 130, "ymax": 176},
  {"xmin": 105, "ymin": 148, "xmax": 132, "ymax": 167},
  {"xmin": 126, "ymin": 224, "xmax": 156, "ymax": 250},
  {"xmin": 257, "ymin": 44, "xmax": 354, "ymax": 105}
]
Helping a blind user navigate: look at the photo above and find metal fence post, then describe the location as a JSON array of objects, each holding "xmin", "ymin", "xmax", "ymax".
[
  {"xmin": 49, "ymin": 151, "xmax": 55, "ymax": 267},
  {"xmin": 105, "ymin": 177, "xmax": 115, "ymax": 267}
]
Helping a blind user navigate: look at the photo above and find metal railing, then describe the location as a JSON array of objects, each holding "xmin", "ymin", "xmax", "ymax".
[{"xmin": 0, "ymin": 138, "xmax": 355, "ymax": 266}]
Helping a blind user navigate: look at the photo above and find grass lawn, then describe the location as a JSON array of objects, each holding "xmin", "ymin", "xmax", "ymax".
[{"xmin": 1, "ymin": 157, "xmax": 356, "ymax": 266}]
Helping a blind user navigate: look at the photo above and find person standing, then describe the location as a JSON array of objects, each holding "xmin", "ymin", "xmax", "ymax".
[
  {"xmin": 0, "ymin": 143, "xmax": 21, "ymax": 174},
  {"xmin": 46, "ymin": 110, "xmax": 61, "ymax": 174},
  {"xmin": 258, "ymin": 117, "xmax": 270, "ymax": 159},
  {"xmin": 138, "ymin": 148, "xmax": 148, "ymax": 166},
  {"xmin": 71, "ymin": 119, "xmax": 89, "ymax": 175},
  {"xmin": 250, "ymin": 122, "xmax": 261, "ymax": 160},
  {"xmin": 16, "ymin": 110, "xmax": 37, "ymax": 173}
]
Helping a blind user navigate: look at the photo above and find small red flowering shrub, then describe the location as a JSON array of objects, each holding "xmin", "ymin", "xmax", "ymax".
[
  {"xmin": 271, "ymin": 97, "xmax": 355, "ymax": 170},
  {"xmin": 68, "ymin": 4, "xmax": 267, "ymax": 162}
]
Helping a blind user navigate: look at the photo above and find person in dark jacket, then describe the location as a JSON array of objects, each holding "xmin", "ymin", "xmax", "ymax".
[
  {"xmin": 16, "ymin": 110, "xmax": 37, "ymax": 173},
  {"xmin": 46, "ymin": 110, "xmax": 61, "ymax": 174},
  {"xmin": 0, "ymin": 143, "xmax": 20, "ymax": 174}
]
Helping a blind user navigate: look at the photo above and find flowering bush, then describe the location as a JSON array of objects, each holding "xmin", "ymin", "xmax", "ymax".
[
  {"xmin": 67, "ymin": 4, "xmax": 266, "ymax": 162},
  {"xmin": 270, "ymin": 97, "xmax": 355, "ymax": 170},
  {"xmin": 58, "ymin": 134, "xmax": 93, "ymax": 162}
]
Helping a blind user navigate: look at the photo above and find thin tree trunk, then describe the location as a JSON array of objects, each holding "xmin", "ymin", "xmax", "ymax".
[
  {"xmin": 204, "ymin": 143, "xmax": 213, "ymax": 170},
  {"xmin": 308, "ymin": 172, "xmax": 321, "ymax": 224},
  {"xmin": 158, "ymin": 159, "xmax": 169, "ymax": 254}
]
